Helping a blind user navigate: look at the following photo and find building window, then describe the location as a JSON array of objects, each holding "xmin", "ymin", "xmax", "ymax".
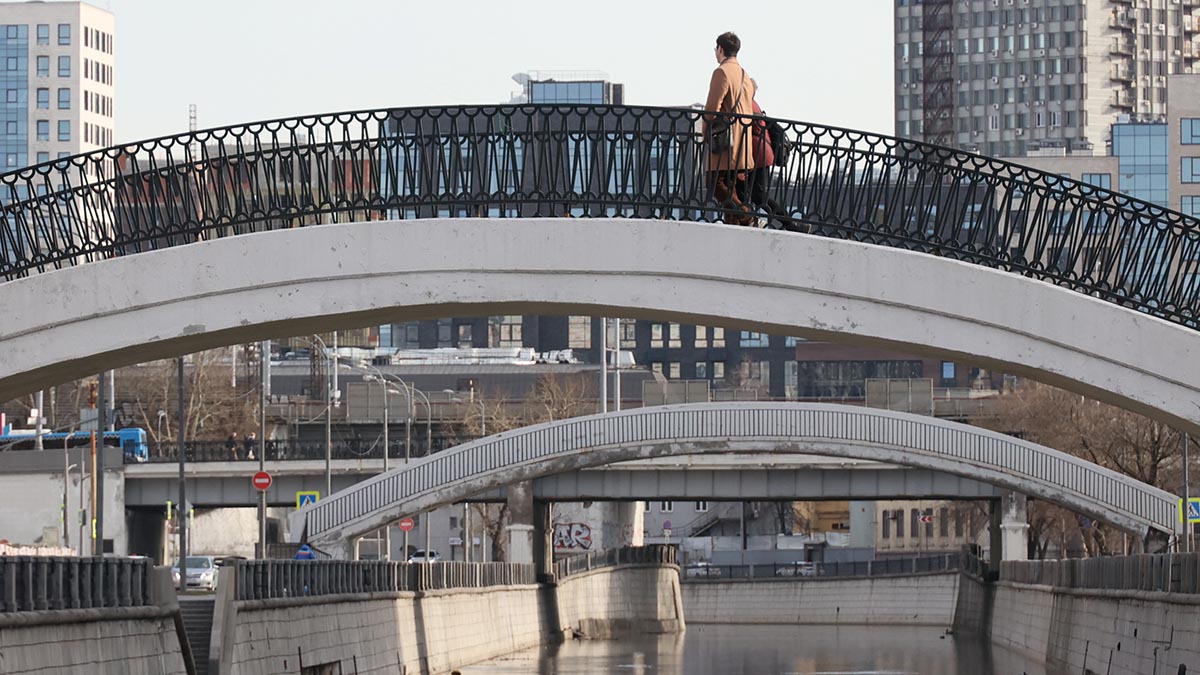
[
  {"xmin": 651, "ymin": 362, "xmax": 663, "ymax": 375},
  {"xmin": 881, "ymin": 510, "xmax": 890, "ymax": 539},
  {"xmin": 668, "ymin": 362, "xmax": 680, "ymax": 379},
  {"xmin": 738, "ymin": 360, "xmax": 770, "ymax": 389},
  {"xmin": 740, "ymin": 331, "xmax": 769, "ymax": 348},
  {"xmin": 490, "ymin": 315, "xmax": 523, "ymax": 347},
  {"xmin": 436, "ymin": 319, "xmax": 453, "ymax": 347},
  {"xmin": 36, "ymin": 89, "xmax": 49, "ymax": 109},
  {"xmin": 4, "ymin": 89, "xmax": 15, "ymax": 103},
  {"xmin": 36, "ymin": 120, "xmax": 49, "ymax": 141},
  {"xmin": 619, "ymin": 319, "xmax": 636, "ymax": 348},
  {"xmin": 1183, "ymin": 118, "xmax": 1200, "ymax": 145},
  {"xmin": 924, "ymin": 508, "xmax": 934, "ymax": 537},
  {"xmin": 650, "ymin": 323, "xmax": 665, "ymax": 349},
  {"xmin": 57, "ymin": 88, "xmax": 70, "ymax": 110},
  {"xmin": 1081, "ymin": 173, "xmax": 1111, "ymax": 190},
  {"xmin": 784, "ymin": 360, "xmax": 799, "ymax": 399},
  {"xmin": 1182, "ymin": 196, "xmax": 1200, "ymax": 218},
  {"xmin": 457, "ymin": 323, "xmax": 473, "ymax": 346},
  {"xmin": 644, "ymin": 501, "xmax": 651, "ymax": 512},
  {"xmin": 57, "ymin": 23, "xmax": 71, "ymax": 46},
  {"xmin": 36, "ymin": 24, "xmax": 49, "ymax": 45},
  {"xmin": 713, "ymin": 362, "xmax": 725, "ymax": 380},
  {"xmin": 668, "ymin": 323, "xmax": 681, "ymax": 349},
  {"xmin": 711, "ymin": 327, "xmax": 726, "ymax": 348},
  {"xmin": 4, "ymin": 121, "xmax": 14, "ymax": 135},
  {"xmin": 567, "ymin": 316, "xmax": 591, "ymax": 348},
  {"xmin": 36, "ymin": 56, "xmax": 49, "ymax": 77},
  {"xmin": 910, "ymin": 509, "xmax": 920, "ymax": 538},
  {"xmin": 695, "ymin": 362, "xmax": 708, "ymax": 379},
  {"xmin": 941, "ymin": 361, "xmax": 956, "ymax": 381},
  {"xmin": 1184, "ymin": 158, "xmax": 1200, "ymax": 184},
  {"xmin": 894, "ymin": 510, "xmax": 904, "ymax": 539},
  {"xmin": 394, "ymin": 321, "xmax": 420, "ymax": 348},
  {"xmin": 695, "ymin": 501, "xmax": 709, "ymax": 512},
  {"xmin": 5, "ymin": 153, "xmax": 16, "ymax": 167},
  {"xmin": 36, "ymin": 151, "xmax": 49, "ymax": 164},
  {"xmin": 695, "ymin": 326, "xmax": 708, "ymax": 348},
  {"xmin": 660, "ymin": 501, "xmax": 673, "ymax": 513},
  {"xmin": 939, "ymin": 508, "xmax": 950, "ymax": 537},
  {"xmin": 57, "ymin": 56, "xmax": 70, "ymax": 77}
]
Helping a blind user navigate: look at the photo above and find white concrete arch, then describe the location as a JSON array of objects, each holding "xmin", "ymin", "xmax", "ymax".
[
  {"xmin": 3, "ymin": 217, "xmax": 1199, "ymax": 436},
  {"xmin": 289, "ymin": 403, "xmax": 1181, "ymax": 548}
]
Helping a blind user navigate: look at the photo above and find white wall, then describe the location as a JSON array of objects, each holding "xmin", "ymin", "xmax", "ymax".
[{"xmin": 0, "ymin": 466, "xmax": 125, "ymax": 555}]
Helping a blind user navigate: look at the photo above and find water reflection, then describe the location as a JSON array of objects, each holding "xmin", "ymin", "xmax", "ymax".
[{"xmin": 458, "ymin": 625, "xmax": 1049, "ymax": 675}]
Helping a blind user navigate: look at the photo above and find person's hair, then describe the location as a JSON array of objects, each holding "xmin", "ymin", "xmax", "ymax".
[{"xmin": 716, "ymin": 32, "xmax": 741, "ymax": 57}]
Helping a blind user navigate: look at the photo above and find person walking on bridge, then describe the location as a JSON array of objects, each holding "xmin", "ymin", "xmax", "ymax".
[{"xmin": 704, "ymin": 31, "xmax": 757, "ymax": 227}]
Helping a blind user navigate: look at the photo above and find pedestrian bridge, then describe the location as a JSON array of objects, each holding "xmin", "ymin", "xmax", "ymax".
[
  {"xmin": 2, "ymin": 106, "xmax": 1199, "ymax": 435},
  {"xmin": 289, "ymin": 402, "xmax": 1182, "ymax": 548}
]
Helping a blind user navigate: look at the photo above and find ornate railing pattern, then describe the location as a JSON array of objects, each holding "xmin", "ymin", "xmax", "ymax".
[{"xmin": 1, "ymin": 105, "xmax": 1198, "ymax": 328}]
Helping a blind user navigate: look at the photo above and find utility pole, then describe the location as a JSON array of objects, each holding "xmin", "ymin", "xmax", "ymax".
[
  {"xmin": 96, "ymin": 371, "xmax": 107, "ymax": 553},
  {"xmin": 599, "ymin": 318, "xmax": 608, "ymax": 414},
  {"xmin": 177, "ymin": 356, "xmax": 188, "ymax": 589},
  {"xmin": 258, "ymin": 340, "xmax": 268, "ymax": 558},
  {"xmin": 1185, "ymin": 433, "xmax": 1192, "ymax": 554},
  {"xmin": 613, "ymin": 319, "xmax": 621, "ymax": 412}
]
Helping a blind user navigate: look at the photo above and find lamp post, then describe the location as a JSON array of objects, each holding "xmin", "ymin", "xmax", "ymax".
[
  {"xmin": 360, "ymin": 365, "xmax": 397, "ymax": 561},
  {"xmin": 309, "ymin": 335, "xmax": 335, "ymax": 496}
]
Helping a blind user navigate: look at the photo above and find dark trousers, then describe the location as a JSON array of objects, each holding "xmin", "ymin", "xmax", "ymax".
[
  {"xmin": 739, "ymin": 168, "xmax": 806, "ymax": 232},
  {"xmin": 708, "ymin": 170, "xmax": 755, "ymax": 226}
]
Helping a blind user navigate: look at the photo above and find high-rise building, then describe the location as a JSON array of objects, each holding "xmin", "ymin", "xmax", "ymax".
[
  {"xmin": 510, "ymin": 71, "xmax": 624, "ymax": 105},
  {"xmin": 0, "ymin": 1, "xmax": 114, "ymax": 172},
  {"xmin": 895, "ymin": 0, "xmax": 1198, "ymax": 156}
]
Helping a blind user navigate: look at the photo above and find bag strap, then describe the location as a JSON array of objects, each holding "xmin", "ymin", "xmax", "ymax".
[{"xmin": 728, "ymin": 68, "xmax": 747, "ymax": 113}]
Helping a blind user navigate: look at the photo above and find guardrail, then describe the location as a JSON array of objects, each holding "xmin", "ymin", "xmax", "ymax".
[
  {"xmin": 143, "ymin": 440, "xmax": 437, "ymax": 464},
  {"xmin": 232, "ymin": 560, "xmax": 536, "ymax": 601},
  {"xmin": 1001, "ymin": 553, "xmax": 1200, "ymax": 594},
  {"xmin": 681, "ymin": 554, "xmax": 963, "ymax": 582},
  {"xmin": 553, "ymin": 545, "xmax": 678, "ymax": 579},
  {"xmin": 0, "ymin": 556, "xmax": 152, "ymax": 612}
]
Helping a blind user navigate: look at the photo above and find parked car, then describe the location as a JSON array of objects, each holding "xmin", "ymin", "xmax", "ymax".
[
  {"xmin": 172, "ymin": 556, "xmax": 219, "ymax": 591},
  {"xmin": 408, "ymin": 549, "xmax": 442, "ymax": 563},
  {"xmin": 775, "ymin": 561, "xmax": 817, "ymax": 577},
  {"xmin": 684, "ymin": 562, "xmax": 721, "ymax": 579}
]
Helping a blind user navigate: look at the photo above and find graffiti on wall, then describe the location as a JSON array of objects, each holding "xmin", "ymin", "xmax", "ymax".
[{"xmin": 552, "ymin": 522, "xmax": 593, "ymax": 550}]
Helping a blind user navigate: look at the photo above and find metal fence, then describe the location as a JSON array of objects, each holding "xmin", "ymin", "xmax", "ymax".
[
  {"xmin": 681, "ymin": 554, "xmax": 962, "ymax": 582},
  {"xmin": 144, "ymin": 439, "xmax": 427, "ymax": 464},
  {"xmin": 2, "ymin": 105, "xmax": 1199, "ymax": 332},
  {"xmin": 1001, "ymin": 553, "xmax": 1200, "ymax": 594},
  {"xmin": 232, "ymin": 559, "xmax": 536, "ymax": 601},
  {"xmin": 553, "ymin": 545, "xmax": 678, "ymax": 579},
  {"xmin": 0, "ymin": 557, "xmax": 152, "ymax": 612}
]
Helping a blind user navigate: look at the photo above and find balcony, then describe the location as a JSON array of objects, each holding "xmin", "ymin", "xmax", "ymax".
[
  {"xmin": 1109, "ymin": 14, "xmax": 1134, "ymax": 30},
  {"xmin": 1110, "ymin": 66, "xmax": 1134, "ymax": 83},
  {"xmin": 1110, "ymin": 40, "xmax": 1135, "ymax": 56}
]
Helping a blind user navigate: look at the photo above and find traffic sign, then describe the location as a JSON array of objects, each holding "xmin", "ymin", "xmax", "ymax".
[
  {"xmin": 398, "ymin": 517, "xmax": 416, "ymax": 532},
  {"xmin": 663, "ymin": 528, "xmax": 673, "ymax": 537},
  {"xmin": 296, "ymin": 491, "xmax": 320, "ymax": 508},
  {"xmin": 252, "ymin": 471, "xmax": 272, "ymax": 491},
  {"xmin": 919, "ymin": 514, "xmax": 934, "ymax": 523},
  {"xmin": 1180, "ymin": 497, "xmax": 1200, "ymax": 524}
]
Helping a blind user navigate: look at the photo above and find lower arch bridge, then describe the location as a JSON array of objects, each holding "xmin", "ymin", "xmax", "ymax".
[{"xmin": 290, "ymin": 402, "xmax": 1181, "ymax": 549}]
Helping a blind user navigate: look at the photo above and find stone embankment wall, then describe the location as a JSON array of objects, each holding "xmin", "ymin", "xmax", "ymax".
[
  {"xmin": 0, "ymin": 566, "xmax": 188, "ymax": 675},
  {"xmin": 681, "ymin": 572, "xmax": 961, "ymax": 626},
  {"xmin": 989, "ymin": 582, "xmax": 1199, "ymax": 675},
  {"xmin": 223, "ymin": 563, "xmax": 683, "ymax": 675}
]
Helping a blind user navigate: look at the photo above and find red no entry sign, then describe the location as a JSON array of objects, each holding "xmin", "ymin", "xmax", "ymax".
[
  {"xmin": 252, "ymin": 471, "xmax": 272, "ymax": 491},
  {"xmin": 398, "ymin": 517, "xmax": 415, "ymax": 532}
]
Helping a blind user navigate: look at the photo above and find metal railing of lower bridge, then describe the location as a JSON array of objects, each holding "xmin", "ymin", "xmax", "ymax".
[
  {"xmin": 1002, "ymin": 552, "xmax": 1200, "ymax": 594},
  {"xmin": 232, "ymin": 560, "xmax": 536, "ymax": 601},
  {"xmin": 553, "ymin": 545, "xmax": 678, "ymax": 579},
  {"xmin": 0, "ymin": 556, "xmax": 152, "ymax": 612},
  {"xmin": 681, "ymin": 553, "xmax": 965, "ymax": 582}
]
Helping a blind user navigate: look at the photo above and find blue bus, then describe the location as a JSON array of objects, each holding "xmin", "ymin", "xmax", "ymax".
[{"xmin": 0, "ymin": 427, "xmax": 149, "ymax": 462}]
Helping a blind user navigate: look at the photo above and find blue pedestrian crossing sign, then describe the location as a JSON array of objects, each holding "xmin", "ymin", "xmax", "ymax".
[
  {"xmin": 1179, "ymin": 497, "xmax": 1200, "ymax": 524},
  {"xmin": 296, "ymin": 491, "xmax": 320, "ymax": 509}
]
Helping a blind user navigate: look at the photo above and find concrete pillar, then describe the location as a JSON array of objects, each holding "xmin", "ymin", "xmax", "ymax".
[
  {"xmin": 533, "ymin": 500, "xmax": 552, "ymax": 576},
  {"xmin": 999, "ymin": 492, "xmax": 1029, "ymax": 561},
  {"xmin": 506, "ymin": 481, "xmax": 536, "ymax": 564}
]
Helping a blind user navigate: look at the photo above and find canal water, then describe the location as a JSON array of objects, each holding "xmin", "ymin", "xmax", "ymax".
[{"xmin": 458, "ymin": 624, "xmax": 1050, "ymax": 675}]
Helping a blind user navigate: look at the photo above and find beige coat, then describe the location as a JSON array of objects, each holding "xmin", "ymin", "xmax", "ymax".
[{"xmin": 704, "ymin": 57, "xmax": 757, "ymax": 173}]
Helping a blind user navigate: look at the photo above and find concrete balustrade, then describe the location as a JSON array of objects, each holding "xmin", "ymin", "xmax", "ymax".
[{"xmin": 0, "ymin": 556, "xmax": 151, "ymax": 613}]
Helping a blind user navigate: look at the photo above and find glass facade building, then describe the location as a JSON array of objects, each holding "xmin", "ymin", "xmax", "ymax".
[
  {"xmin": 0, "ymin": 24, "xmax": 29, "ymax": 171},
  {"xmin": 1112, "ymin": 123, "xmax": 1169, "ymax": 207}
]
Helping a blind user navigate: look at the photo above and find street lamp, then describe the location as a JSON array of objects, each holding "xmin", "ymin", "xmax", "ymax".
[{"xmin": 305, "ymin": 335, "xmax": 337, "ymax": 496}]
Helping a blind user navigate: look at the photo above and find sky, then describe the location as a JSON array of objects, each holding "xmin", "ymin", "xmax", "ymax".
[{"xmin": 83, "ymin": 0, "xmax": 896, "ymax": 143}]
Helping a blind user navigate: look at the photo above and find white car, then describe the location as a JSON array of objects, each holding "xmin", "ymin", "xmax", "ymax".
[
  {"xmin": 172, "ymin": 556, "xmax": 219, "ymax": 591},
  {"xmin": 407, "ymin": 549, "xmax": 442, "ymax": 563},
  {"xmin": 775, "ymin": 561, "xmax": 817, "ymax": 577},
  {"xmin": 684, "ymin": 562, "xmax": 722, "ymax": 579}
]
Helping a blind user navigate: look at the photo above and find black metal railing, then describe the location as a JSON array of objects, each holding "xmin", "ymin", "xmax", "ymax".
[
  {"xmin": 0, "ymin": 556, "xmax": 152, "ymax": 612},
  {"xmin": 232, "ymin": 559, "xmax": 536, "ymax": 601},
  {"xmin": 1002, "ymin": 552, "xmax": 1200, "ymax": 594},
  {"xmin": 1, "ymin": 105, "xmax": 1199, "ymax": 329},
  {"xmin": 142, "ymin": 439, "xmax": 436, "ymax": 464},
  {"xmin": 681, "ymin": 553, "xmax": 962, "ymax": 582},
  {"xmin": 553, "ymin": 545, "xmax": 678, "ymax": 579}
]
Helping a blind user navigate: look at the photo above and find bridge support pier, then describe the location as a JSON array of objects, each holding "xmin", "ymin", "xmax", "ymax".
[
  {"xmin": 505, "ymin": 481, "xmax": 550, "ymax": 572},
  {"xmin": 1000, "ymin": 492, "xmax": 1029, "ymax": 561}
]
